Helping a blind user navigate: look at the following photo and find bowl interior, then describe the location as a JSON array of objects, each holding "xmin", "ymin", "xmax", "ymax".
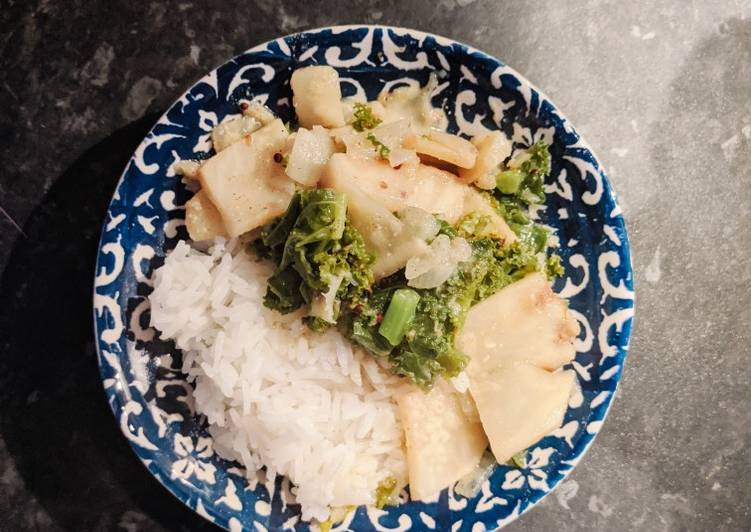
[{"xmin": 93, "ymin": 26, "xmax": 634, "ymax": 531}]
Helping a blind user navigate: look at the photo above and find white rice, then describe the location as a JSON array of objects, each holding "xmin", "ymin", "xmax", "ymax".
[{"xmin": 149, "ymin": 239, "xmax": 409, "ymax": 521}]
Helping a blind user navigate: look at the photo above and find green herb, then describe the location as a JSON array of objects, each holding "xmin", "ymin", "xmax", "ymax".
[
  {"xmin": 374, "ymin": 476, "xmax": 398, "ymax": 509},
  {"xmin": 251, "ymin": 189, "xmax": 374, "ymax": 327},
  {"xmin": 366, "ymin": 132, "xmax": 391, "ymax": 159},
  {"xmin": 351, "ymin": 102, "xmax": 382, "ymax": 132},
  {"xmin": 379, "ymin": 288, "xmax": 420, "ymax": 346},
  {"xmin": 511, "ymin": 450, "xmax": 527, "ymax": 468},
  {"xmin": 281, "ymin": 153, "xmax": 289, "ymax": 168}
]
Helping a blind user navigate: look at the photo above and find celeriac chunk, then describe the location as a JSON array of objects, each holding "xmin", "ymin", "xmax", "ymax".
[
  {"xmin": 458, "ymin": 131, "xmax": 512, "ymax": 189},
  {"xmin": 291, "ymin": 66, "xmax": 345, "ymax": 128},
  {"xmin": 185, "ymin": 190, "xmax": 227, "ymax": 241},
  {"xmin": 324, "ymin": 153, "xmax": 468, "ymax": 223},
  {"xmin": 404, "ymin": 130, "xmax": 478, "ymax": 169},
  {"xmin": 198, "ymin": 119, "xmax": 294, "ymax": 237},
  {"xmin": 241, "ymin": 101, "xmax": 276, "ymax": 125},
  {"xmin": 398, "ymin": 385, "xmax": 488, "ymax": 500},
  {"xmin": 285, "ymin": 125, "xmax": 336, "ymax": 186},
  {"xmin": 320, "ymin": 161, "xmax": 430, "ymax": 279},
  {"xmin": 377, "ymin": 77, "xmax": 447, "ymax": 133},
  {"xmin": 458, "ymin": 272, "xmax": 578, "ymax": 372},
  {"xmin": 469, "ymin": 363, "xmax": 575, "ymax": 464},
  {"xmin": 211, "ymin": 115, "xmax": 261, "ymax": 152}
]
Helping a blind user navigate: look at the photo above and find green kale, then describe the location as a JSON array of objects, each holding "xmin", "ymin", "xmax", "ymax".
[
  {"xmin": 471, "ymin": 238, "xmax": 540, "ymax": 302},
  {"xmin": 351, "ymin": 103, "xmax": 382, "ymax": 132},
  {"xmin": 252, "ymin": 189, "xmax": 374, "ymax": 327},
  {"xmin": 340, "ymin": 234, "xmax": 542, "ymax": 389},
  {"xmin": 485, "ymin": 141, "xmax": 558, "ymax": 262},
  {"xmin": 455, "ymin": 211, "xmax": 492, "ymax": 239},
  {"xmin": 366, "ymin": 133, "xmax": 391, "ymax": 159},
  {"xmin": 496, "ymin": 140, "xmax": 551, "ymax": 205}
]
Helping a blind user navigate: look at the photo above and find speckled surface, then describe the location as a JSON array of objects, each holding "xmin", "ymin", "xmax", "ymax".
[{"xmin": 0, "ymin": 1, "xmax": 749, "ymax": 531}]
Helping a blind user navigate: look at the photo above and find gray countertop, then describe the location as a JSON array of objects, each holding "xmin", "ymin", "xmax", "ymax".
[{"xmin": 0, "ymin": 1, "xmax": 749, "ymax": 530}]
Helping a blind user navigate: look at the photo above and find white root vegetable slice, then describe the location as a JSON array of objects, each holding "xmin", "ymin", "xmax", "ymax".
[
  {"xmin": 458, "ymin": 131, "xmax": 512, "ymax": 189},
  {"xmin": 285, "ymin": 126, "xmax": 335, "ymax": 186},
  {"xmin": 185, "ymin": 190, "xmax": 227, "ymax": 241},
  {"xmin": 377, "ymin": 76, "xmax": 447, "ymax": 133},
  {"xmin": 198, "ymin": 119, "xmax": 293, "ymax": 238},
  {"xmin": 398, "ymin": 385, "xmax": 488, "ymax": 500},
  {"xmin": 211, "ymin": 115, "xmax": 261, "ymax": 152},
  {"xmin": 290, "ymin": 66, "xmax": 345, "ymax": 128},
  {"xmin": 324, "ymin": 153, "xmax": 468, "ymax": 223},
  {"xmin": 469, "ymin": 363, "xmax": 575, "ymax": 464},
  {"xmin": 404, "ymin": 130, "xmax": 478, "ymax": 169},
  {"xmin": 241, "ymin": 101, "xmax": 276, "ymax": 125},
  {"xmin": 320, "ymin": 161, "xmax": 429, "ymax": 279},
  {"xmin": 458, "ymin": 272, "xmax": 578, "ymax": 373}
]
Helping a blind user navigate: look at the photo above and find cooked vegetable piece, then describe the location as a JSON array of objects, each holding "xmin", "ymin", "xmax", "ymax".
[
  {"xmin": 324, "ymin": 153, "xmax": 467, "ymax": 223},
  {"xmin": 252, "ymin": 189, "xmax": 374, "ymax": 326},
  {"xmin": 469, "ymin": 363, "xmax": 575, "ymax": 463},
  {"xmin": 377, "ymin": 76, "xmax": 447, "ymax": 133},
  {"xmin": 405, "ymin": 234, "xmax": 472, "ymax": 289},
  {"xmin": 199, "ymin": 119, "xmax": 293, "ymax": 237},
  {"xmin": 185, "ymin": 190, "xmax": 226, "ymax": 241},
  {"xmin": 341, "ymin": 229, "xmax": 552, "ymax": 388},
  {"xmin": 309, "ymin": 273, "xmax": 344, "ymax": 324},
  {"xmin": 496, "ymin": 140, "xmax": 551, "ymax": 205},
  {"xmin": 404, "ymin": 130, "xmax": 478, "ymax": 169},
  {"xmin": 241, "ymin": 101, "xmax": 276, "ymax": 125},
  {"xmin": 320, "ymin": 156, "xmax": 432, "ymax": 279},
  {"xmin": 398, "ymin": 385, "xmax": 488, "ymax": 500},
  {"xmin": 454, "ymin": 450, "xmax": 496, "ymax": 498},
  {"xmin": 458, "ymin": 131, "xmax": 512, "ymax": 189},
  {"xmin": 379, "ymin": 288, "xmax": 420, "ymax": 346},
  {"xmin": 291, "ymin": 66, "xmax": 346, "ymax": 128},
  {"xmin": 285, "ymin": 126, "xmax": 336, "ymax": 186},
  {"xmin": 211, "ymin": 115, "xmax": 261, "ymax": 152},
  {"xmin": 458, "ymin": 272, "xmax": 578, "ymax": 372},
  {"xmin": 496, "ymin": 169, "xmax": 525, "ymax": 194}
]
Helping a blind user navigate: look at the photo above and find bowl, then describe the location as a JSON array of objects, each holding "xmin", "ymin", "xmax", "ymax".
[{"xmin": 93, "ymin": 25, "xmax": 634, "ymax": 531}]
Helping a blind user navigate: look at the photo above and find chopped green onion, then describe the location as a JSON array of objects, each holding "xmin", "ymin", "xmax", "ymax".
[
  {"xmin": 378, "ymin": 288, "xmax": 420, "ymax": 346},
  {"xmin": 496, "ymin": 169, "xmax": 525, "ymax": 194}
]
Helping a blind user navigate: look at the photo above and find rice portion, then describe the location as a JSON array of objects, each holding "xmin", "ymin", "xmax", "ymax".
[{"xmin": 149, "ymin": 239, "xmax": 408, "ymax": 521}]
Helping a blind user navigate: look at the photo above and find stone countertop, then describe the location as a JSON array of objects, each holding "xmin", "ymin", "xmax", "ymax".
[{"xmin": 0, "ymin": 1, "xmax": 749, "ymax": 531}]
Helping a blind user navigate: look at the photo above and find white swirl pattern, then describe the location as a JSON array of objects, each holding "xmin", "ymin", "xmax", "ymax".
[{"xmin": 93, "ymin": 26, "xmax": 634, "ymax": 531}]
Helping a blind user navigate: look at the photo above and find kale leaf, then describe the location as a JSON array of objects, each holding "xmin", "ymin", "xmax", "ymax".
[{"xmin": 252, "ymin": 189, "xmax": 374, "ymax": 327}]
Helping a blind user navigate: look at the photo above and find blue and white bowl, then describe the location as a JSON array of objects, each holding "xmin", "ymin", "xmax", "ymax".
[{"xmin": 93, "ymin": 25, "xmax": 634, "ymax": 531}]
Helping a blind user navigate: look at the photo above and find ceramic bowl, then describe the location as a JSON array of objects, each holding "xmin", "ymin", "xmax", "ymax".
[{"xmin": 93, "ymin": 25, "xmax": 634, "ymax": 531}]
